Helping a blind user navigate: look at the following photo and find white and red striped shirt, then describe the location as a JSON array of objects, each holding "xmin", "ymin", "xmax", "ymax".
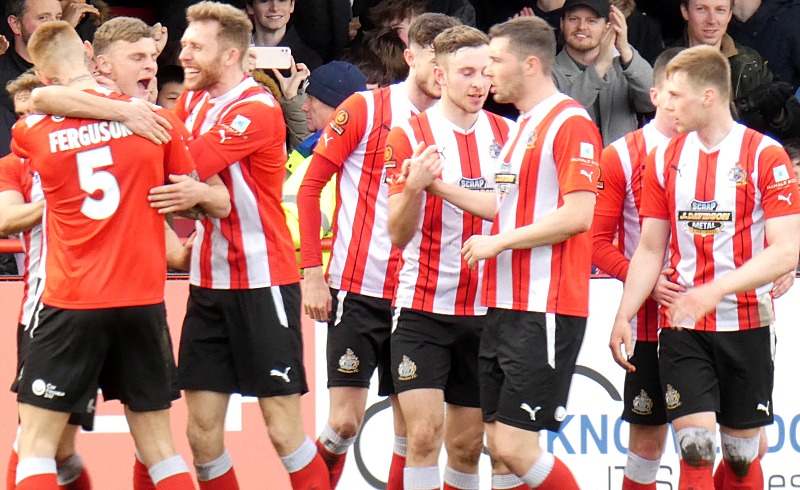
[
  {"xmin": 308, "ymin": 82, "xmax": 419, "ymax": 299},
  {"xmin": 641, "ymin": 123, "xmax": 800, "ymax": 331},
  {"xmin": 483, "ymin": 93, "xmax": 602, "ymax": 316},
  {"xmin": 0, "ymin": 153, "xmax": 43, "ymax": 326},
  {"xmin": 385, "ymin": 104, "xmax": 511, "ymax": 315},
  {"xmin": 593, "ymin": 122, "xmax": 668, "ymax": 341},
  {"xmin": 175, "ymin": 77, "xmax": 299, "ymax": 289}
]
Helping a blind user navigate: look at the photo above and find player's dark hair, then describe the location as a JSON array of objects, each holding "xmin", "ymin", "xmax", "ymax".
[
  {"xmin": 489, "ymin": 17, "xmax": 556, "ymax": 75},
  {"xmin": 407, "ymin": 12, "xmax": 461, "ymax": 49}
]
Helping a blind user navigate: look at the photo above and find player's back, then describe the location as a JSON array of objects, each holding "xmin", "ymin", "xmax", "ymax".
[{"xmin": 12, "ymin": 89, "xmax": 195, "ymax": 309}]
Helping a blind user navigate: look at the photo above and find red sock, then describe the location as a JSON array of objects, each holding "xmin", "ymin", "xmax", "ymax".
[
  {"xmin": 713, "ymin": 460, "xmax": 726, "ymax": 490},
  {"xmin": 314, "ymin": 440, "xmax": 346, "ymax": 489},
  {"xmin": 679, "ymin": 460, "xmax": 714, "ymax": 490},
  {"xmin": 288, "ymin": 452, "xmax": 330, "ymax": 490},
  {"xmin": 538, "ymin": 457, "xmax": 579, "ymax": 490},
  {"xmin": 386, "ymin": 453, "xmax": 405, "ymax": 490},
  {"xmin": 7, "ymin": 450, "xmax": 18, "ymax": 490},
  {"xmin": 133, "ymin": 458, "xmax": 156, "ymax": 490},
  {"xmin": 198, "ymin": 467, "xmax": 239, "ymax": 490},
  {"xmin": 721, "ymin": 457, "xmax": 763, "ymax": 489},
  {"xmin": 492, "ymin": 485, "xmax": 528, "ymax": 490},
  {"xmin": 622, "ymin": 476, "xmax": 656, "ymax": 489},
  {"xmin": 154, "ymin": 472, "xmax": 195, "ymax": 490},
  {"xmin": 61, "ymin": 467, "xmax": 91, "ymax": 490},
  {"xmin": 16, "ymin": 473, "xmax": 58, "ymax": 490}
]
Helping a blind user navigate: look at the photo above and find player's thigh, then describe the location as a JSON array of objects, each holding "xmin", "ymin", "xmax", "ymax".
[
  {"xmin": 622, "ymin": 340, "xmax": 667, "ymax": 426},
  {"xmin": 391, "ymin": 309, "xmax": 453, "ymax": 395},
  {"xmin": 658, "ymin": 328, "xmax": 719, "ymax": 424},
  {"xmin": 443, "ymin": 314, "xmax": 482, "ymax": 409},
  {"xmin": 478, "ymin": 309, "xmax": 503, "ymax": 424}
]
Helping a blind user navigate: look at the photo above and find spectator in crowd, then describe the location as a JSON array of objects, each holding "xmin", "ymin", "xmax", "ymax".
[
  {"xmin": 338, "ymin": 26, "xmax": 409, "ymax": 88},
  {"xmin": 785, "ymin": 138, "xmax": 800, "ymax": 272},
  {"xmin": 359, "ymin": 0, "xmax": 426, "ymax": 46},
  {"xmin": 673, "ymin": 0, "xmax": 800, "ymax": 140},
  {"xmin": 269, "ymin": 58, "xmax": 313, "ymax": 151},
  {"xmin": 729, "ymin": 0, "xmax": 800, "ymax": 90},
  {"xmin": 552, "ymin": 0, "xmax": 654, "ymax": 145},
  {"xmin": 155, "ymin": 64, "xmax": 184, "ymax": 110},
  {"xmin": 59, "ymin": 0, "xmax": 108, "ymax": 41},
  {"xmin": 358, "ymin": 0, "xmax": 475, "ymax": 33},
  {"xmin": 291, "ymin": 0, "xmax": 352, "ymax": 62},
  {"xmin": 0, "ymin": 0, "xmax": 62, "ymax": 152},
  {"xmin": 477, "ymin": 0, "xmax": 565, "ymax": 43},
  {"xmin": 611, "ymin": 0, "xmax": 664, "ymax": 65},
  {"xmin": 246, "ymin": 0, "xmax": 322, "ymax": 73}
]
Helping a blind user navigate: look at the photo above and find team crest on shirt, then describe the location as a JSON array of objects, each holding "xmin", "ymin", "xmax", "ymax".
[
  {"xmin": 397, "ymin": 355, "xmax": 417, "ymax": 381},
  {"xmin": 329, "ymin": 108, "xmax": 350, "ymax": 136},
  {"xmin": 384, "ymin": 145, "xmax": 397, "ymax": 169},
  {"xmin": 677, "ymin": 200, "xmax": 732, "ymax": 236},
  {"xmin": 632, "ymin": 390, "xmax": 654, "ymax": 415},
  {"xmin": 665, "ymin": 384, "xmax": 682, "ymax": 410},
  {"xmin": 338, "ymin": 348, "xmax": 360, "ymax": 373},
  {"xmin": 728, "ymin": 163, "xmax": 747, "ymax": 186},
  {"xmin": 488, "ymin": 140, "xmax": 502, "ymax": 159},
  {"xmin": 526, "ymin": 130, "xmax": 537, "ymax": 149}
]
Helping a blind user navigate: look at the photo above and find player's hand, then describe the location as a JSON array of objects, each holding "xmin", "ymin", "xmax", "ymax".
[
  {"xmin": 650, "ymin": 268, "xmax": 685, "ymax": 308},
  {"xmin": 61, "ymin": 1, "xmax": 100, "ymax": 27},
  {"xmin": 94, "ymin": 74, "xmax": 121, "ymax": 93},
  {"xmin": 302, "ymin": 266, "xmax": 332, "ymax": 321},
  {"xmin": 0, "ymin": 35, "xmax": 8, "ymax": 57},
  {"xmin": 149, "ymin": 174, "xmax": 208, "ymax": 215},
  {"xmin": 403, "ymin": 142, "xmax": 442, "ymax": 191},
  {"xmin": 151, "ymin": 22, "xmax": 168, "ymax": 56},
  {"xmin": 668, "ymin": 283, "xmax": 724, "ymax": 329},
  {"xmin": 272, "ymin": 56, "xmax": 310, "ymax": 100},
  {"xmin": 609, "ymin": 5, "xmax": 633, "ymax": 64},
  {"xmin": 122, "ymin": 99, "xmax": 172, "ymax": 144},
  {"xmin": 167, "ymin": 231, "xmax": 195, "ymax": 271},
  {"xmin": 772, "ymin": 270, "xmax": 795, "ymax": 299},
  {"xmin": 461, "ymin": 234, "xmax": 502, "ymax": 269},
  {"xmin": 609, "ymin": 315, "xmax": 635, "ymax": 372}
]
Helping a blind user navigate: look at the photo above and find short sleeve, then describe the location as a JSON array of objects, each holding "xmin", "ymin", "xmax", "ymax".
[
  {"xmin": 594, "ymin": 144, "xmax": 628, "ymax": 219},
  {"xmin": 757, "ymin": 144, "xmax": 800, "ymax": 219},
  {"xmin": 639, "ymin": 148, "xmax": 670, "ymax": 219},
  {"xmin": 160, "ymin": 110, "xmax": 196, "ymax": 178},
  {"xmin": 0, "ymin": 154, "xmax": 23, "ymax": 194},
  {"xmin": 384, "ymin": 125, "xmax": 414, "ymax": 196},
  {"xmin": 552, "ymin": 115, "xmax": 602, "ymax": 195},
  {"xmin": 313, "ymin": 92, "xmax": 369, "ymax": 168}
]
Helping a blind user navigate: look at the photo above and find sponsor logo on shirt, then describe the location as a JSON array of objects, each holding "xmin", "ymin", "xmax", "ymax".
[
  {"xmin": 459, "ymin": 177, "xmax": 489, "ymax": 190},
  {"xmin": 677, "ymin": 199, "xmax": 732, "ymax": 236},
  {"xmin": 773, "ymin": 164, "xmax": 790, "ymax": 182},
  {"xmin": 580, "ymin": 142, "xmax": 594, "ymax": 159},
  {"xmin": 230, "ymin": 114, "xmax": 251, "ymax": 133},
  {"xmin": 329, "ymin": 109, "xmax": 350, "ymax": 136}
]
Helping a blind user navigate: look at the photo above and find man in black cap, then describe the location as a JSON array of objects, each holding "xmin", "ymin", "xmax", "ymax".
[{"xmin": 552, "ymin": 0, "xmax": 654, "ymax": 145}]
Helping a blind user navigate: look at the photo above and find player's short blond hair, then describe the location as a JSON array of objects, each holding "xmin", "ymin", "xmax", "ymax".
[
  {"xmin": 187, "ymin": 1, "xmax": 252, "ymax": 61},
  {"xmin": 28, "ymin": 21, "xmax": 85, "ymax": 77},
  {"xmin": 666, "ymin": 45, "xmax": 732, "ymax": 102},
  {"xmin": 92, "ymin": 17, "xmax": 152, "ymax": 56},
  {"xmin": 407, "ymin": 13, "xmax": 461, "ymax": 49},
  {"xmin": 433, "ymin": 25, "xmax": 489, "ymax": 67},
  {"xmin": 5, "ymin": 69, "xmax": 42, "ymax": 97},
  {"xmin": 489, "ymin": 17, "xmax": 556, "ymax": 75}
]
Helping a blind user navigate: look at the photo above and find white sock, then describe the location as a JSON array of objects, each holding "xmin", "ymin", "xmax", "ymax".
[
  {"xmin": 281, "ymin": 436, "xmax": 317, "ymax": 473},
  {"xmin": 195, "ymin": 449, "xmax": 233, "ymax": 482},
  {"xmin": 148, "ymin": 455, "xmax": 190, "ymax": 484},
  {"xmin": 720, "ymin": 432, "xmax": 759, "ymax": 464},
  {"xmin": 624, "ymin": 451, "xmax": 660, "ymax": 484},
  {"xmin": 492, "ymin": 473, "xmax": 526, "ymax": 489},
  {"xmin": 443, "ymin": 466, "xmax": 479, "ymax": 489},
  {"xmin": 394, "ymin": 436, "xmax": 408, "ymax": 457},
  {"xmin": 319, "ymin": 424, "xmax": 357, "ymax": 455},
  {"xmin": 520, "ymin": 452, "xmax": 554, "ymax": 488},
  {"xmin": 56, "ymin": 453, "xmax": 84, "ymax": 485},
  {"xmin": 16, "ymin": 457, "xmax": 56, "ymax": 485},
  {"xmin": 404, "ymin": 465, "xmax": 440, "ymax": 489}
]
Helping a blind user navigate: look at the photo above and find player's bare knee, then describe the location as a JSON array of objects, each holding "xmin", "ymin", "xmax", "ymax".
[
  {"xmin": 445, "ymin": 431, "xmax": 483, "ymax": 466},
  {"xmin": 676, "ymin": 428, "xmax": 716, "ymax": 467},
  {"xmin": 328, "ymin": 413, "xmax": 363, "ymax": 439},
  {"xmin": 407, "ymin": 424, "xmax": 443, "ymax": 458}
]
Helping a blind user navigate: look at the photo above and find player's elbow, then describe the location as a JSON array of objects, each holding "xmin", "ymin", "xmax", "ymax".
[
  {"xmin": 0, "ymin": 217, "xmax": 15, "ymax": 237},
  {"xmin": 388, "ymin": 222, "xmax": 411, "ymax": 249}
]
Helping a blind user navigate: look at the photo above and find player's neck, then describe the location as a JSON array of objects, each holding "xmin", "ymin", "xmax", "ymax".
[
  {"xmin": 653, "ymin": 111, "xmax": 678, "ymax": 139},
  {"xmin": 440, "ymin": 96, "xmax": 479, "ymax": 131},
  {"xmin": 207, "ymin": 69, "xmax": 247, "ymax": 99},
  {"xmin": 404, "ymin": 77, "xmax": 438, "ymax": 113},
  {"xmin": 695, "ymin": 110, "xmax": 734, "ymax": 149},
  {"xmin": 49, "ymin": 71, "xmax": 97, "ymax": 91},
  {"xmin": 516, "ymin": 79, "xmax": 558, "ymax": 114}
]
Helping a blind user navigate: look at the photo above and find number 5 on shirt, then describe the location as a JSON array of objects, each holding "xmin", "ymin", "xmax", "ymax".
[{"xmin": 77, "ymin": 146, "xmax": 120, "ymax": 220}]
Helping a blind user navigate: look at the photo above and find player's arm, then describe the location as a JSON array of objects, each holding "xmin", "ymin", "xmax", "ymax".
[
  {"xmin": 164, "ymin": 222, "xmax": 193, "ymax": 271},
  {"xmin": 149, "ymin": 172, "xmax": 231, "ymax": 219},
  {"xmin": 425, "ymin": 178, "xmax": 496, "ymax": 220},
  {"xmin": 0, "ymin": 190, "xmax": 43, "ymax": 236},
  {"xmin": 592, "ymin": 145, "xmax": 630, "ymax": 280},
  {"xmin": 30, "ymin": 86, "xmax": 172, "ymax": 144},
  {"xmin": 462, "ymin": 190, "xmax": 595, "ymax": 268}
]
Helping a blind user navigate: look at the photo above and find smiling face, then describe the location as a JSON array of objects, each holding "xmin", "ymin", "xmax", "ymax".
[
  {"xmin": 681, "ymin": 0, "xmax": 732, "ymax": 49},
  {"xmin": 438, "ymin": 44, "xmax": 491, "ymax": 115},
  {"xmin": 96, "ymin": 36, "xmax": 158, "ymax": 99},
  {"xmin": 561, "ymin": 6, "xmax": 606, "ymax": 54},
  {"xmin": 179, "ymin": 20, "xmax": 226, "ymax": 92},
  {"xmin": 247, "ymin": 0, "xmax": 294, "ymax": 33}
]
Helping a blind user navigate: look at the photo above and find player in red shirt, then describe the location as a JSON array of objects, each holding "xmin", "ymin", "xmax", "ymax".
[
  {"xmin": 612, "ymin": 46, "xmax": 800, "ymax": 490},
  {"xmin": 297, "ymin": 14, "xmax": 460, "ymax": 490},
  {"xmin": 384, "ymin": 25, "xmax": 513, "ymax": 490},
  {"xmin": 11, "ymin": 22, "xmax": 200, "ymax": 490},
  {"xmin": 422, "ymin": 17, "xmax": 601, "ymax": 489}
]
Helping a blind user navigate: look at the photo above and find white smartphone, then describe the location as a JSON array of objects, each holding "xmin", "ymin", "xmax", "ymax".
[{"xmin": 251, "ymin": 46, "xmax": 292, "ymax": 70}]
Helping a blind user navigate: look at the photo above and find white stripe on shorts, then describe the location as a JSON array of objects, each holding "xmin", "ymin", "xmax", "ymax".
[
  {"xmin": 546, "ymin": 313, "xmax": 556, "ymax": 369},
  {"xmin": 334, "ymin": 290, "xmax": 347, "ymax": 326},
  {"xmin": 270, "ymin": 286, "xmax": 289, "ymax": 328}
]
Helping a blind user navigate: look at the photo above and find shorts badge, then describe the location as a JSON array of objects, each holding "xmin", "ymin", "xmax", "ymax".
[
  {"xmin": 397, "ymin": 355, "xmax": 417, "ymax": 381},
  {"xmin": 665, "ymin": 384, "xmax": 682, "ymax": 410},
  {"xmin": 632, "ymin": 389, "xmax": 653, "ymax": 415},
  {"xmin": 338, "ymin": 348, "xmax": 360, "ymax": 373}
]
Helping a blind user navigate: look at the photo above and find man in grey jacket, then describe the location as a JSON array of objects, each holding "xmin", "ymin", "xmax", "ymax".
[{"xmin": 552, "ymin": 0, "xmax": 654, "ymax": 145}]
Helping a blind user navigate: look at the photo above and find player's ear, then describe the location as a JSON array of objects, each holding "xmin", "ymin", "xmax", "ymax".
[
  {"xmin": 433, "ymin": 65, "xmax": 445, "ymax": 86},
  {"xmin": 702, "ymin": 87, "xmax": 715, "ymax": 107},
  {"xmin": 95, "ymin": 54, "xmax": 112, "ymax": 76},
  {"xmin": 403, "ymin": 48, "xmax": 415, "ymax": 69},
  {"xmin": 83, "ymin": 41, "xmax": 94, "ymax": 65}
]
